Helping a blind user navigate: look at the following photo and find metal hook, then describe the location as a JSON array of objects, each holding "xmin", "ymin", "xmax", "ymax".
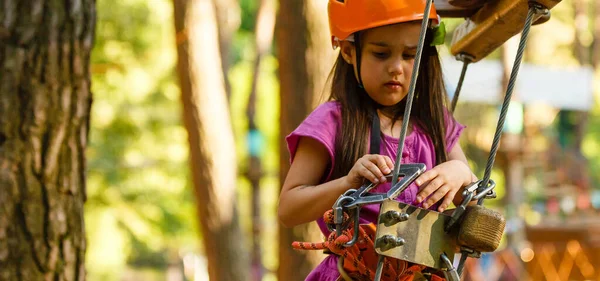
[
  {"xmin": 440, "ymin": 253, "xmax": 461, "ymax": 281},
  {"xmin": 344, "ymin": 210, "xmax": 361, "ymax": 247}
]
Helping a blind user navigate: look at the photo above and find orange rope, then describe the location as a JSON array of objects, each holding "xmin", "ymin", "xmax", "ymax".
[{"xmin": 292, "ymin": 210, "xmax": 445, "ymax": 281}]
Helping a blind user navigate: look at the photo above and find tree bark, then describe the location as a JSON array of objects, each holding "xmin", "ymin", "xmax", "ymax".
[
  {"xmin": 276, "ymin": 0, "xmax": 334, "ymax": 280},
  {"xmin": 213, "ymin": 0, "xmax": 240, "ymax": 99},
  {"xmin": 172, "ymin": 0, "xmax": 249, "ymax": 280},
  {"xmin": 0, "ymin": 0, "xmax": 95, "ymax": 280}
]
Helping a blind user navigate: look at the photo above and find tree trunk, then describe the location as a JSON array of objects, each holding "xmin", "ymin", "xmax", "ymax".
[
  {"xmin": 213, "ymin": 0, "xmax": 240, "ymax": 99},
  {"xmin": 172, "ymin": 0, "xmax": 249, "ymax": 280},
  {"xmin": 0, "ymin": 1, "xmax": 95, "ymax": 280},
  {"xmin": 276, "ymin": 0, "xmax": 334, "ymax": 280},
  {"xmin": 246, "ymin": 0, "xmax": 276, "ymax": 280}
]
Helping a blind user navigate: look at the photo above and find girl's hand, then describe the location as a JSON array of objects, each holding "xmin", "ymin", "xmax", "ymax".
[
  {"xmin": 414, "ymin": 160, "xmax": 472, "ymax": 212},
  {"xmin": 344, "ymin": 154, "xmax": 395, "ymax": 189}
]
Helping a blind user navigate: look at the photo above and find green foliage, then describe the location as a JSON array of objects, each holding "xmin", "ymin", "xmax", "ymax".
[
  {"xmin": 239, "ymin": 0, "xmax": 259, "ymax": 32},
  {"xmin": 583, "ymin": 73, "xmax": 600, "ymax": 188},
  {"xmin": 88, "ymin": 0, "xmax": 283, "ymax": 278},
  {"xmin": 87, "ymin": 0, "xmax": 197, "ymax": 279},
  {"xmin": 228, "ymin": 29, "xmax": 281, "ymax": 278}
]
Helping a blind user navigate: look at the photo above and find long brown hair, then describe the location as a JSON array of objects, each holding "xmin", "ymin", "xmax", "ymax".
[{"xmin": 329, "ymin": 29, "xmax": 455, "ymax": 180}]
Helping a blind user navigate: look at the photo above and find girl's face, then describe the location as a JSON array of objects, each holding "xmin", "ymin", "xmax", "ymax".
[{"xmin": 341, "ymin": 22, "xmax": 421, "ymax": 106}]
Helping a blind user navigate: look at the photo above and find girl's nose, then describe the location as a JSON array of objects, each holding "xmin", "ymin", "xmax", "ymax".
[{"xmin": 388, "ymin": 57, "xmax": 404, "ymax": 75}]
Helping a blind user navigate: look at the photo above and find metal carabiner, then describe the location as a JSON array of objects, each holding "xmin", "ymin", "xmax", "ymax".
[
  {"xmin": 440, "ymin": 253, "xmax": 461, "ymax": 281},
  {"xmin": 332, "ymin": 193, "xmax": 356, "ymax": 237},
  {"xmin": 343, "ymin": 210, "xmax": 361, "ymax": 247},
  {"xmin": 445, "ymin": 179, "xmax": 496, "ymax": 232}
]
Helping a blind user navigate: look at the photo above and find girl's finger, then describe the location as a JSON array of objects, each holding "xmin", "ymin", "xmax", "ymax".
[
  {"xmin": 383, "ymin": 156, "xmax": 395, "ymax": 170},
  {"xmin": 358, "ymin": 163, "xmax": 381, "ymax": 184},
  {"xmin": 361, "ymin": 161, "xmax": 386, "ymax": 183},
  {"xmin": 422, "ymin": 184, "xmax": 450, "ymax": 209},
  {"xmin": 416, "ymin": 177, "xmax": 443, "ymax": 204},
  {"xmin": 373, "ymin": 156, "xmax": 392, "ymax": 175},
  {"xmin": 438, "ymin": 189, "xmax": 458, "ymax": 213},
  {"xmin": 415, "ymin": 168, "xmax": 438, "ymax": 187}
]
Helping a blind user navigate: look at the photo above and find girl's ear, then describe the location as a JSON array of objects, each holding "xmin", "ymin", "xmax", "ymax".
[{"xmin": 339, "ymin": 40, "xmax": 355, "ymax": 65}]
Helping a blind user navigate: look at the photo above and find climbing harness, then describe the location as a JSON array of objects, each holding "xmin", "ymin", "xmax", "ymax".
[{"xmin": 294, "ymin": 0, "xmax": 559, "ymax": 280}]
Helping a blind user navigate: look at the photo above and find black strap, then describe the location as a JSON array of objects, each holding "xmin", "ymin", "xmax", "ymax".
[
  {"xmin": 358, "ymin": 32, "xmax": 380, "ymax": 155},
  {"xmin": 370, "ymin": 112, "xmax": 381, "ymax": 155}
]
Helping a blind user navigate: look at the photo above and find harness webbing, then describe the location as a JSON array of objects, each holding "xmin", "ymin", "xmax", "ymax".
[{"xmin": 370, "ymin": 112, "xmax": 381, "ymax": 155}]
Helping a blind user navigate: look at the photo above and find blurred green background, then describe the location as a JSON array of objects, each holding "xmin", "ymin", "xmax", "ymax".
[
  {"xmin": 85, "ymin": 0, "xmax": 600, "ymax": 280},
  {"xmin": 87, "ymin": 0, "xmax": 282, "ymax": 279}
]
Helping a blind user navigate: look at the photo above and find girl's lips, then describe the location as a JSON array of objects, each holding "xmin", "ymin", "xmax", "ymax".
[{"xmin": 384, "ymin": 82, "xmax": 402, "ymax": 90}]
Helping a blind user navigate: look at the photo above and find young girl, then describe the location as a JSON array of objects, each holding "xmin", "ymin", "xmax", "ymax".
[{"xmin": 279, "ymin": 0, "xmax": 476, "ymax": 280}]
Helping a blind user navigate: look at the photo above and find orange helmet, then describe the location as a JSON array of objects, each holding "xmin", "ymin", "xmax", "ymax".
[{"xmin": 328, "ymin": 0, "xmax": 439, "ymax": 47}]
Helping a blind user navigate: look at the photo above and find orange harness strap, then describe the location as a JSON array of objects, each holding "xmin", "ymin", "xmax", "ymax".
[{"xmin": 292, "ymin": 210, "xmax": 446, "ymax": 281}]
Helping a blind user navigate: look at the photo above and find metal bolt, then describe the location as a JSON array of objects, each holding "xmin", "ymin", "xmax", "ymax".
[
  {"xmin": 376, "ymin": 235, "xmax": 405, "ymax": 252},
  {"xmin": 381, "ymin": 210, "xmax": 409, "ymax": 227}
]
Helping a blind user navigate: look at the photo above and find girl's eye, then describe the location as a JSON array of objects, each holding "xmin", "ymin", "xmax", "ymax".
[
  {"xmin": 403, "ymin": 53, "xmax": 416, "ymax": 59},
  {"xmin": 372, "ymin": 52, "xmax": 389, "ymax": 59}
]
